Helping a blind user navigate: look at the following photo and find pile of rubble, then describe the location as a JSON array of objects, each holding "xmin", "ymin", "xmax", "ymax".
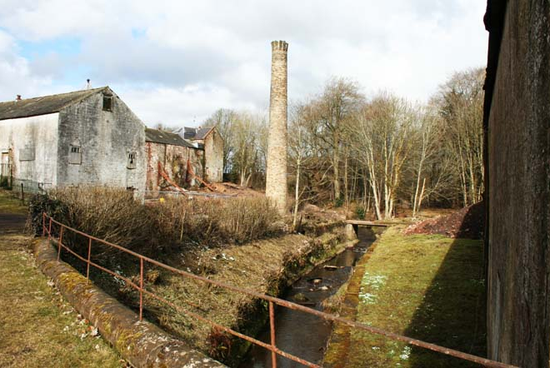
[{"xmin": 404, "ymin": 202, "xmax": 484, "ymax": 239}]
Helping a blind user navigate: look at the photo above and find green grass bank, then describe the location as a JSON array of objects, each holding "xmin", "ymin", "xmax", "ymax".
[{"xmin": 324, "ymin": 226, "xmax": 486, "ymax": 367}]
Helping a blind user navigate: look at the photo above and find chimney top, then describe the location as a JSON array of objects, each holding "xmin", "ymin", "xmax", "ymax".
[
  {"xmin": 271, "ymin": 40, "xmax": 288, "ymax": 52},
  {"xmin": 16, "ymin": 95, "xmax": 21, "ymax": 101}
]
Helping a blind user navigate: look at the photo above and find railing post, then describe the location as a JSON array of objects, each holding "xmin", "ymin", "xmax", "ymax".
[
  {"xmin": 139, "ymin": 258, "xmax": 144, "ymax": 321},
  {"xmin": 269, "ymin": 301, "xmax": 277, "ymax": 368},
  {"xmin": 42, "ymin": 213, "xmax": 46, "ymax": 237},
  {"xmin": 86, "ymin": 238, "xmax": 92, "ymax": 282},
  {"xmin": 48, "ymin": 217, "xmax": 52, "ymax": 241},
  {"xmin": 57, "ymin": 225, "xmax": 64, "ymax": 261}
]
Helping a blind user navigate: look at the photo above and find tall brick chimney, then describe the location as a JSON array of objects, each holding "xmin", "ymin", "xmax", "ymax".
[{"xmin": 266, "ymin": 40, "xmax": 289, "ymax": 215}]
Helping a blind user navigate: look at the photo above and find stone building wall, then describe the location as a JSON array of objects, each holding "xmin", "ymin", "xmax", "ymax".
[
  {"xmin": 265, "ymin": 40, "xmax": 289, "ymax": 214},
  {"xmin": 0, "ymin": 112, "xmax": 59, "ymax": 191},
  {"xmin": 57, "ymin": 89, "xmax": 146, "ymax": 193},
  {"xmin": 204, "ymin": 130, "xmax": 223, "ymax": 183},
  {"xmin": 485, "ymin": 0, "xmax": 550, "ymax": 366}
]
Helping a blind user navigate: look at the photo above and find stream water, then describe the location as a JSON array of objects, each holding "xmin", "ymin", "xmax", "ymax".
[{"xmin": 241, "ymin": 227, "xmax": 376, "ymax": 368}]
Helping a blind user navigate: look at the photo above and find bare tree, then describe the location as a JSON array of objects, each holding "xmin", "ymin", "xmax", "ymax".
[
  {"xmin": 288, "ymin": 102, "xmax": 316, "ymax": 228},
  {"xmin": 311, "ymin": 77, "xmax": 363, "ymax": 203},
  {"xmin": 348, "ymin": 93, "xmax": 415, "ymax": 219},
  {"xmin": 204, "ymin": 109, "xmax": 268, "ymax": 187},
  {"xmin": 410, "ymin": 106, "xmax": 440, "ymax": 216},
  {"xmin": 434, "ymin": 68, "xmax": 485, "ymax": 206},
  {"xmin": 202, "ymin": 67, "xmax": 484, "ymax": 215}
]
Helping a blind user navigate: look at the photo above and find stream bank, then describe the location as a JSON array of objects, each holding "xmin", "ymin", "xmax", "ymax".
[
  {"xmin": 323, "ymin": 226, "xmax": 486, "ymax": 367},
  {"xmin": 241, "ymin": 227, "xmax": 378, "ymax": 367},
  {"xmin": 60, "ymin": 221, "xmax": 358, "ymax": 367}
]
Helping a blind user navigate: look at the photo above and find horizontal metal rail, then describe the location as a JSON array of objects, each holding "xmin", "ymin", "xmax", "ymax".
[{"xmin": 42, "ymin": 213, "xmax": 517, "ymax": 368}]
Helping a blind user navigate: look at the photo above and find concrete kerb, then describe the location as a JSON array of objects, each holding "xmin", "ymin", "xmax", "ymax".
[{"xmin": 34, "ymin": 239, "xmax": 225, "ymax": 368}]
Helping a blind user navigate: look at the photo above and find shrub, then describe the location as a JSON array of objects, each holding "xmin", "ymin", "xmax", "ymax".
[
  {"xmin": 355, "ymin": 206, "xmax": 366, "ymax": 220},
  {"xmin": 156, "ymin": 196, "xmax": 281, "ymax": 245},
  {"xmin": 32, "ymin": 187, "xmax": 281, "ymax": 261},
  {"xmin": 28, "ymin": 193, "xmax": 67, "ymax": 236},
  {"xmin": 30, "ymin": 187, "xmax": 155, "ymax": 260}
]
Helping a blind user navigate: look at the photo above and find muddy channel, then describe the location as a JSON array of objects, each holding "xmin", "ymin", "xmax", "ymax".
[{"xmin": 241, "ymin": 227, "xmax": 377, "ymax": 367}]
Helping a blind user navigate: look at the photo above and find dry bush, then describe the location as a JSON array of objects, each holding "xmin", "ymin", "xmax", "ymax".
[
  {"xmin": 47, "ymin": 187, "xmax": 156, "ymax": 258},
  {"xmin": 157, "ymin": 196, "xmax": 281, "ymax": 245},
  {"xmin": 34, "ymin": 187, "xmax": 281, "ymax": 261}
]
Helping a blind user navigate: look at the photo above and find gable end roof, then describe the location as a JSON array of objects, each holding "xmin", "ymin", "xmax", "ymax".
[
  {"xmin": 195, "ymin": 127, "xmax": 214, "ymax": 140},
  {"xmin": 183, "ymin": 126, "xmax": 214, "ymax": 140},
  {"xmin": 145, "ymin": 128, "xmax": 194, "ymax": 148},
  {"xmin": 0, "ymin": 87, "xmax": 109, "ymax": 121}
]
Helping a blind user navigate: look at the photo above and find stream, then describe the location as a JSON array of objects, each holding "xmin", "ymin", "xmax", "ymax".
[{"xmin": 241, "ymin": 227, "xmax": 376, "ymax": 367}]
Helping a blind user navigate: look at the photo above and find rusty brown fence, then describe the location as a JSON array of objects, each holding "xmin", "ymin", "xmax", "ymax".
[{"xmin": 42, "ymin": 213, "xmax": 516, "ymax": 368}]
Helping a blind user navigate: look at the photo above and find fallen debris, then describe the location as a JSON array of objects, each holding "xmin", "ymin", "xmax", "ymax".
[{"xmin": 404, "ymin": 202, "xmax": 484, "ymax": 239}]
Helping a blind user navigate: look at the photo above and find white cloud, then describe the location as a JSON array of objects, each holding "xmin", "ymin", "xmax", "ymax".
[
  {"xmin": 0, "ymin": 29, "xmax": 54, "ymax": 100},
  {"xmin": 117, "ymin": 83, "xmax": 257, "ymax": 128},
  {"xmin": 0, "ymin": 0, "xmax": 488, "ymax": 125}
]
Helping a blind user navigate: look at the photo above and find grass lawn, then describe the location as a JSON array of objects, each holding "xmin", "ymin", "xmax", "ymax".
[
  {"xmin": 325, "ymin": 226, "xmax": 486, "ymax": 367},
  {"xmin": 0, "ymin": 190, "xmax": 123, "ymax": 367},
  {"xmin": 0, "ymin": 190, "xmax": 27, "ymax": 215}
]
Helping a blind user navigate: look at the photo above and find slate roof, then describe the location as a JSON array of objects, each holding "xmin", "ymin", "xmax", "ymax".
[
  {"xmin": 145, "ymin": 128, "xmax": 194, "ymax": 148},
  {"xmin": 183, "ymin": 126, "xmax": 214, "ymax": 140},
  {"xmin": 0, "ymin": 87, "xmax": 109, "ymax": 121}
]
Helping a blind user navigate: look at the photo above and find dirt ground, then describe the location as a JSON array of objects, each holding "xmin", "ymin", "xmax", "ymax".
[
  {"xmin": 207, "ymin": 182, "xmax": 265, "ymax": 197},
  {"xmin": 404, "ymin": 202, "xmax": 484, "ymax": 239},
  {"xmin": 0, "ymin": 190, "xmax": 123, "ymax": 368}
]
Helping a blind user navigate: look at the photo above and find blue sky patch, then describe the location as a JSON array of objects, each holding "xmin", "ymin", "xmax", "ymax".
[
  {"xmin": 131, "ymin": 28, "xmax": 147, "ymax": 40},
  {"xmin": 18, "ymin": 37, "xmax": 81, "ymax": 60}
]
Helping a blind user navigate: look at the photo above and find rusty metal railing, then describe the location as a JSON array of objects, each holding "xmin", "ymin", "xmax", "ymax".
[{"xmin": 41, "ymin": 213, "xmax": 517, "ymax": 368}]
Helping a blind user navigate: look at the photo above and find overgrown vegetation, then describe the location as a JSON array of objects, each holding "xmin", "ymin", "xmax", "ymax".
[
  {"xmin": 140, "ymin": 229, "xmax": 348, "ymax": 366},
  {"xmin": 29, "ymin": 187, "xmax": 281, "ymax": 261},
  {"xmin": 29, "ymin": 187, "xmax": 350, "ymax": 365},
  {"xmin": 157, "ymin": 195, "xmax": 281, "ymax": 245},
  {"xmin": 324, "ymin": 226, "xmax": 486, "ymax": 367}
]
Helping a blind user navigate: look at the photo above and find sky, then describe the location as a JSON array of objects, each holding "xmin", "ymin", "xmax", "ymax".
[{"xmin": 0, "ymin": 0, "xmax": 488, "ymax": 128}]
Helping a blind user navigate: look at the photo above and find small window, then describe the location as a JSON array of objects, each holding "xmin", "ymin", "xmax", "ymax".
[
  {"xmin": 127, "ymin": 152, "xmax": 137, "ymax": 169},
  {"xmin": 19, "ymin": 145, "xmax": 35, "ymax": 161},
  {"xmin": 69, "ymin": 145, "xmax": 82, "ymax": 164},
  {"xmin": 103, "ymin": 95, "xmax": 113, "ymax": 111}
]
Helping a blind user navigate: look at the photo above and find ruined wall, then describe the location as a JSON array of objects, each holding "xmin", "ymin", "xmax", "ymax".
[
  {"xmin": 486, "ymin": 0, "xmax": 550, "ymax": 366},
  {"xmin": 57, "ymin": 89, "xmax": 146, "ymax": 193},
  {"xmin": 146, "ymin": 142, "xmax": 204, "ymax": 196},
  {"xmin": 204, "ymin": 130, "xmax": 223, "ymax": 183},
  {"xmin": 0, "ymin": 113, "xmax": 59, "ymax": 191},
  {"xmin": 265, "ymin": 40, "xmax": 289, "ymax": 214}
]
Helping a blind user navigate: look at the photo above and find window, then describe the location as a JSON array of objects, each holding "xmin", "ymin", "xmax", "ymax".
[
  {"xmin": 103, "ymin": 94, "xmax": 113, "ymax": 111},
  {"xmin": 127, "ymin": 152, "xmax": 136, "ymax": 169},
  {"xmin": 69, "ymin": 145, "xmax": 82, "ymax": 164},
  {"xmin": 19, "ymin": 145, "xmax": 35, "ymax": 161}
]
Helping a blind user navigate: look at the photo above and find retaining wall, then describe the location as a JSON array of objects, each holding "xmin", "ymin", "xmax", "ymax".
[{"xmin": 34, "ymin": 239, "xmax": 225, "ymax": 368}]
